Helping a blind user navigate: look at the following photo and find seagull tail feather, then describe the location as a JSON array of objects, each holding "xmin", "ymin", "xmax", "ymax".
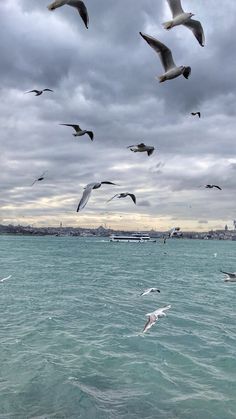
[
  {"xmin": 158, "ymin": 75, "xmax": 166, "ymax": 83},
  {"xmin": 162, "ymin": 20, "xmax": 173, "ymax": 30}
]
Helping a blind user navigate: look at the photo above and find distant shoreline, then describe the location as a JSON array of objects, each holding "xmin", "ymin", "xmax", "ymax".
[{"xmin": 0, "ymin": 225, "xmax": 235, "ymax": 241}]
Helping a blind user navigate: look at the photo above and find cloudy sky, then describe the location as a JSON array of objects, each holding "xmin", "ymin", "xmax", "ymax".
[{"xmin": 0, "ymin": 0, "xmax": 236, "ymax": 231}]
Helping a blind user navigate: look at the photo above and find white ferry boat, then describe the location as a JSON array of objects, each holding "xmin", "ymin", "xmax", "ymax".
[{"xmin": 110, "ymin": 233, "xmax": 153, "ymax": 243}]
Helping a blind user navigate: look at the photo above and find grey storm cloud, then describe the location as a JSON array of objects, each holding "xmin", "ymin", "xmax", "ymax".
[{"xmin": 0, "ymin": 0, "xmax": 235, "ymax": 229}]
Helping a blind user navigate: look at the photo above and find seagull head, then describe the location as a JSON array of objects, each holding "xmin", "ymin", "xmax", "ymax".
[{"xmin": 189, "ymin": 13, "xmax": 195, "ymax": 17}]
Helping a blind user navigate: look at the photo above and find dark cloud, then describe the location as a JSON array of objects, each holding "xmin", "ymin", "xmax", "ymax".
[{"xmin": 0, "ymin": 0, "xmax": 235, "ymax": 229}]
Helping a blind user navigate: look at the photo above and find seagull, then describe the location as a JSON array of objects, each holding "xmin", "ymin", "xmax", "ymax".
[
  {"xmin": 25, "ymin": 89, "xmax": 54, "ymax": 96},
  {"xmin": 221, "ymin": 270, "xmax": 236, "ymax": 282},
  {"xmin": 140, "ymin": 288, "xmax": 160, "ymax": 296},
  {"xmin": 47, "ymin": 0, "xmax": 89, "ymax": 29},
  {"xmin": 0, "ymin": 275, "xmax": 12, "ymax": 283},
  {"xmin": 191, "ymin": 112, "xmax": 201, "ymax": 118},
  {"xmin": 77, "ymin": 182, "xmax": 118, "ymax": 212},
  {"xmin": 127, "ymin": 143, "xmax": 155, "ymax": 156},
  {"xmin": 31, "ymin": 172, "xmax": 47, "ymax": 186},
  {"xmin": 139, "ymin": 32, "xmax": 191, "ymax": 82},
  {"xmin": 143, "ymin": 305, "xmax": 171, "ymax": 333},
  {"xmin": 204, "ymin": 184, "xmax": 222, "ymax": 190},
  {"xmin": 163, "ymin": 0, "xmax": 205, "ymax": 47},
  {"xmin": 107, "ymin": 193, "xmax": 136, "ymax": 204},
  {"xmin": 60, "ymin": 124, "xmax": 94, "ymax": 141}
]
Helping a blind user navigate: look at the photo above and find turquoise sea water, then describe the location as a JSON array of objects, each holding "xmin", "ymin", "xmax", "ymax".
[{"xmin": 0, "ymin": 235, "xmax": 235, "ymax": 419}]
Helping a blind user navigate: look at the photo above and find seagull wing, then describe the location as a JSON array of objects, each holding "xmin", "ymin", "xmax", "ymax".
[
  {"xmin": 26, "ymin": 90, "xmax": 39, "ymax": 94},
  {"xmin": 101, "ymin": 181, "xmax": 118, "ymax": 186},
  {"xmin": 183, "ymin": 19, "xmax": 205, "ymax": 47},
  {"xmin": 220, "ymin": 270, "xmax": 235, "ymax": 278},
  {"xmin": 147, "ymin": 148, "xmax": 154, "ymax": 156},
  {"xmin": 140, "ymin": 288, "xmax": 151, "ymax": 296},
  {"xmin": 47, "ymin": 0, "xmax": 67, "ymax": 10},
  {"xmin": 60, "ymin": 124, "xmax": 81, "ymax": 133},
  {"xmin": 107, "ymin": 194, "xmax": 119, "ymax": 203},
  {"xmin": 143, "ymin": 314, "xmax": 157, "ymax": 333},
  {"xmin": 85, "ymin": 131, "xmax": 94, "ymax": 141},
  {"xmin": 77, "ymin": 184, "xmax": 94, "ymax": 212},
  {"xmin": 67, "ymin": 1, "xmax": 89, "ymax": 28},
  {"xmin": 43, "ymin": 88, "xmax": 54, "ymax": 92},
  {"xmin": 166, "ymin": 0, "xmax": 184, "ymax": 18},
  {"xmin": 152, "ymin": 305, "xmax": 171, "ymax": 317},
  {"xmin": 139, "ymin": 32, "xmax": 176, "ymax": 71},
  {"xmin": 0, "ymin": 275, "xmax": 12, "ymax": 282},
  {"xmin": 127, "ymin": 194, "xmax": 136, "ymax": 204},
  {"xmin": 213, "ymin": 185, "xmax": 222, "ymax": 190}
]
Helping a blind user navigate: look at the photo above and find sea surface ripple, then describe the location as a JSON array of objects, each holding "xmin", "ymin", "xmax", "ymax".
[{"xmin": 0, "ymin": 236, "xmax": 235, "ymax": 418}]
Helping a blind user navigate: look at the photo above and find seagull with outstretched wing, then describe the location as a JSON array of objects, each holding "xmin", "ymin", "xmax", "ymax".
[
  {"xmin": 140, "ymin": 288, "xmax": 160, "ymax": 296},
  {"xmin": 77, "ymin": 181, "xmax": 118, "ymax": 212},
  {"xmin": 60, "ymin": 124, "xmax": 94, "ymax": 141},
  {"xmin": 107, "ymin": 193, "xmax": 136, "ymax": 205},
  {"xmin": 127, "ymin": 143, "xmax": 155, "ymax": 156},
  {"xmin": 204, "ymin": 184, "xmax": 222, "ymax": 190},
  {"xmin": 163, "ymin": 0, "xmax": 205, "ymax": 47},
  {"xmin": 25, "ymin": 89, "xmax": 53, "ymax": 96},
  {"xmin": 143, "ymin": 305, "xmax": 171, "ymax": 333},
  {"xmin": 191, "ymin": 112, "xmax": 201, "ymax": 118},
  {"xmin": 31, "ymin": 172, "xmax": 47, "ymax": 186},
  {"xmin": 139, "ymin": 32, "xmax": 191, "ymax": 82}
]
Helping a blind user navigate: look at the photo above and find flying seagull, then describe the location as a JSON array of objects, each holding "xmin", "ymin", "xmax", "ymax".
[
  {"xmin": 127, "ymin": 143, "xmax": 155, "ymax": 156},
  {"xmin": 143, "ymin": 305, "xmax": 171, "ymax": 333},
  {"xmin": 25, "ymin": 89, "xmax": 53, "ymax": 96},
  {"xmin": 77, "ymin": 181, "xmax": 118, "ymax": 212},
  {"xmin": 140, "ymin": 288, "xmax": 160, "ymax": 296},
  {"xmin": 139, "ymin": 32, "xmax": 191, "ymax": 82},
  {"xmin": 31, "ymin": 172, "xmax": 47, "ymax": 186},
  {"xmin": 163, "ymin": 0, "xmax": 205, "ymax": 47},
  {"xmin": 191, "ymin": 112, "xmax": 201, "ymax": 118},
  {"xmin": 47, "ymin": 0, "xmax": 89, "ymax": 29},
  {"xmin": 0, "ymin": 275, "xmax": 12, "ymax": 283},
  {"xmin": 60, "ymin": 124, "xmax": 94, "ymax": 141},
  {"xmin": 107, "ymin": 193, "xmax": 136, "ymax": 204},
  {"xmin": 221, "ymin": 270, "xmax": 236, "ymax": 282},
  {"xmin": 204, "ymin": 184, "xmax": 222, "ymax": 190}
]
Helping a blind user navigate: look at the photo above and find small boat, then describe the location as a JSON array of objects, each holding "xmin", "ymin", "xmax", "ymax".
[{"xmin": 110, "ymin": 233, "xmax": 153, "ymax": 243}]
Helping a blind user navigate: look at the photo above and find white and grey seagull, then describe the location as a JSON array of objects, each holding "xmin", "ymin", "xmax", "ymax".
[
  {"xmin": 139, "ymin": 32, "xmax": 191, "ymax": 82},
  {"xmin": 140, "ymin": 288, "xmax": 160, "ymax": 296},
  {"xmin": 143, "ymin": 305, "xmax": 171, "ymax": 333},
  {"xmin": 221, "ymin": 270, "xmax": 236, "ymax": 282},
  {"xmin": 127, "ymin": 143, "xmax": 155, "ymax": 156},
  {"xmin": 31, "ymin": 172, "xmax": 47, "ymax": 186},
  {"xmin": 0, "ymin": 275, "xmax": 12, "ymax": 283},
  {"xmin": 107, "ymin": 193, "xmax": 136, "ymax": 205},
  {"xmin": 25, "ymin": 89, "xmax": 53, "ymax": 96},
  {"xmin": 60, "ymin": 124, "xmax": 94, "ymax": 141},
  {"xmin": 163, "ymin": 0, "xmax": 205, "ymax": 47},
  {"xmin": 77, "ymin": 181, "xmax": 118, "ymax": 212},
  {"xmin": 47, "ymin": 0, "xmax": 89, "ymax": 29}
]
